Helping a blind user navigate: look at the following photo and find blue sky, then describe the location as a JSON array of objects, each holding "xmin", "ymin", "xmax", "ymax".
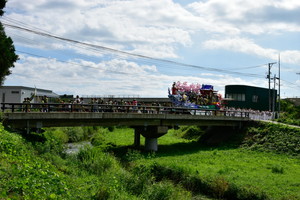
[{"xmin": 1, "ymin": 0, "xmax": 300, "ymax": 98}]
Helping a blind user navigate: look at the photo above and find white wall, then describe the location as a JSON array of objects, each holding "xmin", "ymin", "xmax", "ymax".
[
  {"xmin": 0, "ymin": 88, "xmax": 36, "ymax": 104},
  {"xmin": 0, "ymin": 88, "xmax": 22, "ymax": 104}
]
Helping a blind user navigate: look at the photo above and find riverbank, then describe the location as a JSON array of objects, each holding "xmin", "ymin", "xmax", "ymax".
[{"xmin": 0, "ymin": 122, "xmax": 299, "ymax": 199}]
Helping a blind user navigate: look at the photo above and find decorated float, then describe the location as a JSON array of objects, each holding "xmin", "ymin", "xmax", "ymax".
[{"xmin": 168, "ymin": 81, "xmax": 222, "ymax": 110}]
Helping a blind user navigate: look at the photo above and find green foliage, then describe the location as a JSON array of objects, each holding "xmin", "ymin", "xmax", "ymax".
[
  {"xmin": 141, "ymin": 180, "xmax": 190, "ymax": 200},
  {"xmin": 0, "ymin": 21, "xmax": 19, "ymax": 85},
  {"xmin": 270, "ymin": 164, "xmax": 284, "ymax": 174},
  {"xmin": 175, "ymin": 126, "xmax": 205, "ymax": 140},
  {"xmin": 32, "ymin": 131, "xmax": 66, "ymax": 156},
  {"xmin": 94, "ymin": 185, "xmax": 110, "ymax": 200},
  {"xmin": 0, "ymin": 124, "xmax": 71, "ymax": 199},
  {"xmin": 2, "ymin": 123, "xmax": 300, "ymax": 200},
  {"xmin": 45, "ymin": 127, "xmax": 69, "ymax": 143},
  {"xmin": 276, "ymin": 99, "xmax": 300, "ymax": 126},
  {"xmin": 77, "ymin": 146, "xmax": 116, "ymax": 176},
  {"xmin": 64, "ymin": 127, "xmax": 85, "ymax": 142},
  {"xmin": 42, "ymin": 126, "xmax": 100, "ymax": 143},
  {"xmin": 242, "ymin": 122, "xmax": 300, "ymax": 156},
  {"xmin": 0, "ymin": 0, "xmax": 6, "ymax": 16}
]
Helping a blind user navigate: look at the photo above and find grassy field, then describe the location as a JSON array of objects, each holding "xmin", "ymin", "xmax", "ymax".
[
  {"xmin": 0, "ymin": 125, "xmax": 195, "ymax": 200},
  {"xmin": 1, "ymin": 122, "xmax": 299, "ymax": 199},
  {"xmin": 102, "ymin": 126, "xmax": 300, "ymax": 200}
]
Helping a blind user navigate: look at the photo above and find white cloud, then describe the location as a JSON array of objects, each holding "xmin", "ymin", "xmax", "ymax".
[
  {"xmin": 203, "ymin": 37, "xmax": 300, "ymax": 65},
  {"xmin": 3, "ymin": 0, "xmax": 300, "ymax": 97},
  {"xmin": 5, "ymin": 0, "xmax": 197, "ymax": 59},
  {"xmin": 188, "ymin": 0, "xmax": 300, "ymax": 34},
  {"xmin": 6, "ymin": 54, "xmax": 269, "ymax": 97}
]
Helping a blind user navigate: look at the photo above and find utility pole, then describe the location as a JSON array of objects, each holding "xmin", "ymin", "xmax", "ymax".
[
  {"xmin": 278, "ymin": 54, "xmax": 281, "ymax": 118},
  {"xmin": 267, "ymin": 62, "xmax": 276, "ymax": 111},
  {"xmin": 272, "ymin": 74, "xmax": 279, "ymax": 118}
]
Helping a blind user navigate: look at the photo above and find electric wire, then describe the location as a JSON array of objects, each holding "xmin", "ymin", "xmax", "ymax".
[
  {"xmin": 16, "ymin": 50, "xmax": 131, "ymax": 75},
  {"xmin": 2, "ymin": 17, "xmax": 299, "ymax": 95},
  {"xmin": 1, "ymin": 17, "xmax": 273, "ymax": 78},
  {"xmin": 1, "ymin": 21, "xmax": 267, "ymax": 78}
]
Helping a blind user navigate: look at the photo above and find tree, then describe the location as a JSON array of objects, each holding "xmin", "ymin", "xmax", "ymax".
[{"xmin": 0, "ymin": 0, "xmax": 18, "ymax": 85}]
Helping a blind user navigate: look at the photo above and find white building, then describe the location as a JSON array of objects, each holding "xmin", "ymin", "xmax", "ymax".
[{"xmin": 0, "ymin": 86, "xmax": 59, "ymax": 104}]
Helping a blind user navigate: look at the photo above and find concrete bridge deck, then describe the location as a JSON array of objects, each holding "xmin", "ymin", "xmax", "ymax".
[
  {"xmin": 3, "ymin": 112, "xmax": 250, "ymax": 129},
  {"xmin": 1, "ymin": 103, "xmax": 252, "ymax": 151}
]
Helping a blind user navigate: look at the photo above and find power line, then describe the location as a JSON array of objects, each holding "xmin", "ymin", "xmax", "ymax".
[
  {"xmin": 16, "ymin": 50, "xmax": 132, "ymax": 75},
  {"xmin": 1, "ymin": 21, "xmax": 268, "ymax": 78}
]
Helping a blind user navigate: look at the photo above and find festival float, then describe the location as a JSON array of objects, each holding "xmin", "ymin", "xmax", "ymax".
[{"xmin": 168, "ymin": 81, "xmax": 222, "ymax": 110}]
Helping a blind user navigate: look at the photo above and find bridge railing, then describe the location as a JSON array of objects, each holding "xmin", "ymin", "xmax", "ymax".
[{"xmin": 1, "ymin": 102, "xmax": 250, "ymax": 118}]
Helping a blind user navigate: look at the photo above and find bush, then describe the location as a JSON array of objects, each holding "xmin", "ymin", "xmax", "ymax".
[
  {"xmin": 64, "ymin": 127, "xmax": 85, "ymax": 142},
  {"xmin": 33, "ymin": 132, "xmax": 66, "ymax": 156},
  {"xmin": 210, "ymin": 176, "xmax": 229, "ymax": 199},
  {"xmin": 142, "ymin": 181, "xmax": 190, "ymax": 200},
  {"xmin": 242, "ymin": 122, "xmax": 300, "ymax": 156},
  {"xmin": 77, "ymin": 146, "xmax": 115, "ymax": 175},
  {"xmin": 48, "ymin": 128, "xmax": 69, "ymax": 143},
  {"xmin": 0, "ymin": 124, "xmax": 71, "ymax": 199},
  {"xmin": 181, "ymin": 126, "xmax": 204, "ymax": 140},
  {"xmin": 270, "ymin": 164, "xmax": 284, "ymax": 174}
]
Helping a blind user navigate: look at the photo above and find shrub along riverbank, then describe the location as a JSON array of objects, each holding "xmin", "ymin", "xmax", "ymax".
[
  {"xmin": 100, "ymin": 122, "xmax": 300, "ymax": 200},
  {"xmin": 0, "ymin": 124, "xmax": 193, "ymax": 200},
  {"xmin": 0, "ymin": 121, "xmax": 299, "ymax": 199}
]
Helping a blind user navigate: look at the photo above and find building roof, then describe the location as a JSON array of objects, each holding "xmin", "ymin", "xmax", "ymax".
[
  {"xmin": 225, "ymin": 84, "xmax": 269, "ymax": 90},
  {"xmin": 0, "ymin": 86, "xmax": 59, "ymax": 98}
]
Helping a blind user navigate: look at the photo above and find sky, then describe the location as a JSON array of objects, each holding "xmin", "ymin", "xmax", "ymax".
[{"xmin": 1, "ymin": 0, "xmax": 300, "ymax": 98}]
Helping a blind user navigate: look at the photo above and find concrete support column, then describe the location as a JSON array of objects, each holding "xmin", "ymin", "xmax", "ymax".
[
  {"xmin": 145, "ymin": 138, "xmax": 158, "ymax": 152},
  {"xmin": 134, "ymin": 129, "xmax": 141, "ymax": 147},
  {"xmin": 132, "ymin": 125, "xmax": 168, "ymax": 152}
]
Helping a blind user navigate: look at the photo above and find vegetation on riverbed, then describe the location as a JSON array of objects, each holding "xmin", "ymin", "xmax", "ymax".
[
  {"xmin": 100, "ymin": 124, "xmax": 300, "ymax": 200},
  {"xmin": 0, "ymin": 116, "xmax": 299, "ymax": 199},
  {"xmin": 276, "ymin": 99, "xmax": 300, "ymax": 126},
  {"xmin": 0, "ymin": 125, "xmax": 192, "ymax": 199}
]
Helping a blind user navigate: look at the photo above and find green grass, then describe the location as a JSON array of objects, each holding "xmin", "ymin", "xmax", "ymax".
[
  {"xmin": 141, "ymin": 149, "xmax": 300, "ymax": 199},
  {"xmin": 102, "ymin": 125, "xmax": 300, "ymax": 200},
  {"xmin": 0, "ymin": 124, "xmax": 193, "ymax": 200},
  {"xmin": 2, "ymin": 122, "xmax": 299, "ymax": 200}
]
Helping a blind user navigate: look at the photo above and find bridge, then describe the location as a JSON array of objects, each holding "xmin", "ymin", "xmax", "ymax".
[{"xmin": 1, "ymin": 103, "xmax": 251, "ymax": 151}]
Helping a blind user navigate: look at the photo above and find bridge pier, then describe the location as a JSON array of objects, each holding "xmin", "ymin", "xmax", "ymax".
[
  {"xmin": 145, "ymin": 138, "xmax": 158, "ymax": 152},
  {"xmin": 133, "ymin": 126, "xmax": 168, "ymax": 151},
  {"xmin": 134, "ymin": 129, "xmax": 141, "ymax": 147}
]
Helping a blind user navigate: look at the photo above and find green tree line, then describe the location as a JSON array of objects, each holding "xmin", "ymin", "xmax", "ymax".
[{"xmin": 0, "ymin": 0, "xmax": 18, "ymax": 85}]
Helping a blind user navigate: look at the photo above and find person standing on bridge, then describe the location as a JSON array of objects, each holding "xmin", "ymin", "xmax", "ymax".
[
  {"xmin": 132, "ymin": 99, "xmax": 138, "ymax": 112},
  {"xmin": 172, "ymin": 82, "xmax": 178, "ymax": 95},
  {"xmin": 41, "ymin": 95, "xmax": 48, "ymax": 112}
]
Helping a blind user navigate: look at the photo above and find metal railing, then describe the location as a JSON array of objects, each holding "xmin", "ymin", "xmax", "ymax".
[{"xmin": 1, "ymin": 102, "xmax": 250, "ymax": 118}]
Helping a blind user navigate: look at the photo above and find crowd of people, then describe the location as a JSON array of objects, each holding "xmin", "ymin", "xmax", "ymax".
[
  {"xmin": 221, "ymin": 107, "xmax": 274, "ymax": 121},
  {"xmin": 20, "ymin": 94, "xmax": 165, "ymax": 113},
  {"xmin": 18, "ymin": 93, "xmax": 275, "ymax": 120}
]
